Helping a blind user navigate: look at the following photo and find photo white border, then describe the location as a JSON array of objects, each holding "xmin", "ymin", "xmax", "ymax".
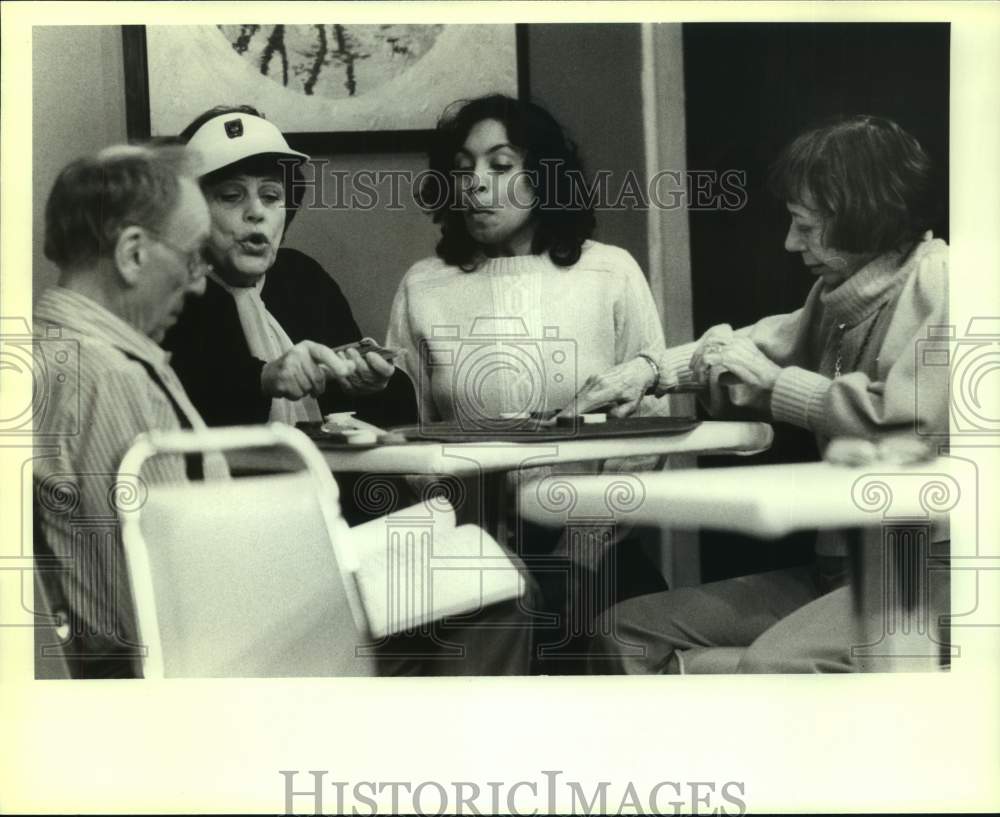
[{"xmin": 2, "ymin": 2, "xmax": 998, "ymax": 814}]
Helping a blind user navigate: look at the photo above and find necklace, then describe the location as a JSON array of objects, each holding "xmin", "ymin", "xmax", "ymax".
[
  {"xmin": 833, "ymin": 323, "xmax": 847, "ymax": 378},
  {"xmin": 833, "ymin": 303, "xmax": 887, "ymax": 378}
]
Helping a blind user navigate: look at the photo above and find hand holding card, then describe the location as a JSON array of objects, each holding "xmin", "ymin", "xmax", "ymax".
[
  {"xmin": 332, "ymin": 337, "xmax": 401, "ymax": 363},
  {"xmin": 323, "ymin": 338, "xmax": 398, "ymax": 395}
]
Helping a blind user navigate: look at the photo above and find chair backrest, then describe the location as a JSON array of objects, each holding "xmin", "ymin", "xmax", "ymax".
[{"xmin": 119, "ymin": 424, "xmax": 375, "ymax": 678}]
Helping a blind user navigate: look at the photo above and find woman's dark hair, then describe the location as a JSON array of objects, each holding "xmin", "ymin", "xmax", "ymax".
[
  {"xmin": 768, "ymin": 115, "xmax": 937, "ymax": 254},
  {"xmin": 419, "ymin": 94, "xmax": 596, "ymax": 269},
  {"xmin": 178, "ymin": 104, "xmax": 306, "ymax": 232}
]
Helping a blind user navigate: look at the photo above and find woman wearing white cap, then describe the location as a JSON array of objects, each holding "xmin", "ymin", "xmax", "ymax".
[{"xmin": 164, "ymin": 105, "xmax": 417, "ymax": 445}]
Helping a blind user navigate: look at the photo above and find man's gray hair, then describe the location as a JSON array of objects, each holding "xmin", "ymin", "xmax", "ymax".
[{"xmin": 43, "ymin": 144, "xmax": 193, "ymax": 270}]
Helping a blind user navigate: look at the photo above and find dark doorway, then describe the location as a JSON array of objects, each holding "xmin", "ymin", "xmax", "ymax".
[{"xmin": 682, "ymin": 23, "xmax": 950, "ymax": 581}]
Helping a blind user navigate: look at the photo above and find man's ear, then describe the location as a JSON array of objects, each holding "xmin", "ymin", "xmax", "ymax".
[{"xmin": 114, "ymin": 226, "xmax": 146, "ymax": 286}]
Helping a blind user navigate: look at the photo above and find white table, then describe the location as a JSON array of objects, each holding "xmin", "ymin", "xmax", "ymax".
[
  {"xmin": 519, "ymin": 457, "xmax": 963, "ymax": 672},
  {"xmin": 229, "ymin": 420, "xmax": 774, "ymax": 477},
  {"xmin": 229, "ymin": 420, "xmax": 773, "ymax": 542}
]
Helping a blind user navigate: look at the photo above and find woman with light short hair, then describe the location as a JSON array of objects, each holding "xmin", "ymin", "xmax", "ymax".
[{"xmin": 574, "ymin": 115, "xmax": 949, "ymax": 674}]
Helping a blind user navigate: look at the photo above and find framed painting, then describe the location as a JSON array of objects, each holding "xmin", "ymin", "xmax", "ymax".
[{"xmin": 122, "ymin": 23, "xmax": 528, "ymax": 152}]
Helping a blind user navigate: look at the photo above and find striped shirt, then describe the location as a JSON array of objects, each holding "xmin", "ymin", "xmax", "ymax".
[{"xmin": 33, "ymin": 286, "xmax": 226, "ymax": 676}]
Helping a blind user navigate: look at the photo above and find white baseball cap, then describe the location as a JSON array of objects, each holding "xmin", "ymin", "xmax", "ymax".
[{"xmin": 186, "ymin": 112, "xmax": 309, "ymax": 178}]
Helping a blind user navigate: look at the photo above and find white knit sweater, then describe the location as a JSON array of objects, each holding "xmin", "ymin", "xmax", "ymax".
[{"xmin": 386, "ymin": 240, "xmax": 667, "ymax": 425}]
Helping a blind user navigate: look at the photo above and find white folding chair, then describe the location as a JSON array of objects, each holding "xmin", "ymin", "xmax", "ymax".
[{"xmin": 118, "ymin": 423, "xmax": 374, "ymax": 678}]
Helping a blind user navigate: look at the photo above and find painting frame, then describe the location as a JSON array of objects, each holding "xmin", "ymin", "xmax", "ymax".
[{"xmin": 122, "ymin": 23, "xmax": 530, "ymax": 153}]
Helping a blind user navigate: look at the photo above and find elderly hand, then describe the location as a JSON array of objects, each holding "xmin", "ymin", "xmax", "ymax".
[
  {"xmin": 689, "ymin": 323, "xmax": 735, "ymax": 383},
  {"xmin": 556, "ymin": 356, "xmax": 658, "ymax": 419},
  {"xmin": 261, "ymin": 340, "xmax": 357, "ymax": 400},
  {"xmin": 328, "ymin": 346, "xmax": 395, "ymax": 396},
  {"xmin": 702, "ymin": 336, "xmax": 782, "ymax": 391}
]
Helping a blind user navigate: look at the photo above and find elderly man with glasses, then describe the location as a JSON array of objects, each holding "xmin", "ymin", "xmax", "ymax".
[{"xmin": 31, "ymin": 144, "xmax": 318, "ymax": 678}]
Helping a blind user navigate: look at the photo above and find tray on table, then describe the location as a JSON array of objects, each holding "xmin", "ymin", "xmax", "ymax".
[{"xmin": 296, "ymin": 415, "xmax": 701, "ymax": 448}]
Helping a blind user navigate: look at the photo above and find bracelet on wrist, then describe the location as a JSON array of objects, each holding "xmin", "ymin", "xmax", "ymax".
[{"xmin": 636, "ymin": 352, "xmax": 661, "ymax": 393}]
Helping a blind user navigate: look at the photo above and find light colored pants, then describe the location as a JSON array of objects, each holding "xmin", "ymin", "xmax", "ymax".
[
  {"xmin": 590, "ymin": 553, "xmax": 950, "ymax": 674},
  {"xmin": 588, "ymin": 565, "xmax": 854, "ymax": 674}
]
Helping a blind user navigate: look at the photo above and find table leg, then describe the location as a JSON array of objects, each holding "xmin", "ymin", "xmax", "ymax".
[{"xmin": 852, "ymin": 521, "xmax": 948, "ymax": 672}]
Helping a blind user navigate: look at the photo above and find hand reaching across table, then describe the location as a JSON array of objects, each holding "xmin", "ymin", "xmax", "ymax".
[{"xmin": 555, "ymin": 356, "xmax": 660, "ymax": 420}]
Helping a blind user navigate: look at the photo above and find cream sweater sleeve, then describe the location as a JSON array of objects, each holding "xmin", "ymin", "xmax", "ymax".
[
  {"xmin": 652, "ymin": 305, "xmax": 808, "ymax": 391},
  {"xmin": 770, "ymin": 248, "xmax": 949, "ymax": 439},
  {"xmin": 612, "ymin": 247, "xmax": 668, "ymax": 362}
]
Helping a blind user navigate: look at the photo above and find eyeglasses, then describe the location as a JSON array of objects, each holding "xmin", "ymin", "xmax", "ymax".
[{"xmin": 145, "ymin": 230, "xmax": 214, "ymax": 280}]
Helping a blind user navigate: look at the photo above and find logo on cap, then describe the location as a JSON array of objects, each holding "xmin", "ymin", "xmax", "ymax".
[{"xmin": 224, "ymin": 119, "xmax": 244, "ymax": 139}]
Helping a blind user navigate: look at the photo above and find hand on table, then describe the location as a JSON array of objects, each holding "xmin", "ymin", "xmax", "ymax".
[
  {"xmin": 261, "ymin": 340, "xmax": 357, "ymax": 400},
  {"xmin": 555, "ymin": 356, "xmax": 659, "ymax": 420}
]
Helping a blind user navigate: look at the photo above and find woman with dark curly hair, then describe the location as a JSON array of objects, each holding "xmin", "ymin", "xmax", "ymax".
[
  {"xmin": 386, "ymin": 95, "xmax": 670, "ymax": 671},
  {"xmin": 387, "ymin": 94, "xmax": 665, "ymax": 426},
  {"xmin": 573, "ymin": 115, "xmax": 949, "ymax": 674}
]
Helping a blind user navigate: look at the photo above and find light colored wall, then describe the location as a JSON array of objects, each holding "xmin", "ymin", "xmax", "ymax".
[
  {"xmin": 32, "ymin": 26, "xmax": 129, "ymax": 298},
  {"xmin": 528, "ymin": 23, "xmax": 649, "ymax": 268},
  {"xmin": 643, "ymin": 23, "xmax": 693, "ymax": 349},
  {"xmin": 285, "ymin": 154, "xmax": 438, "ymax": 340}
]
